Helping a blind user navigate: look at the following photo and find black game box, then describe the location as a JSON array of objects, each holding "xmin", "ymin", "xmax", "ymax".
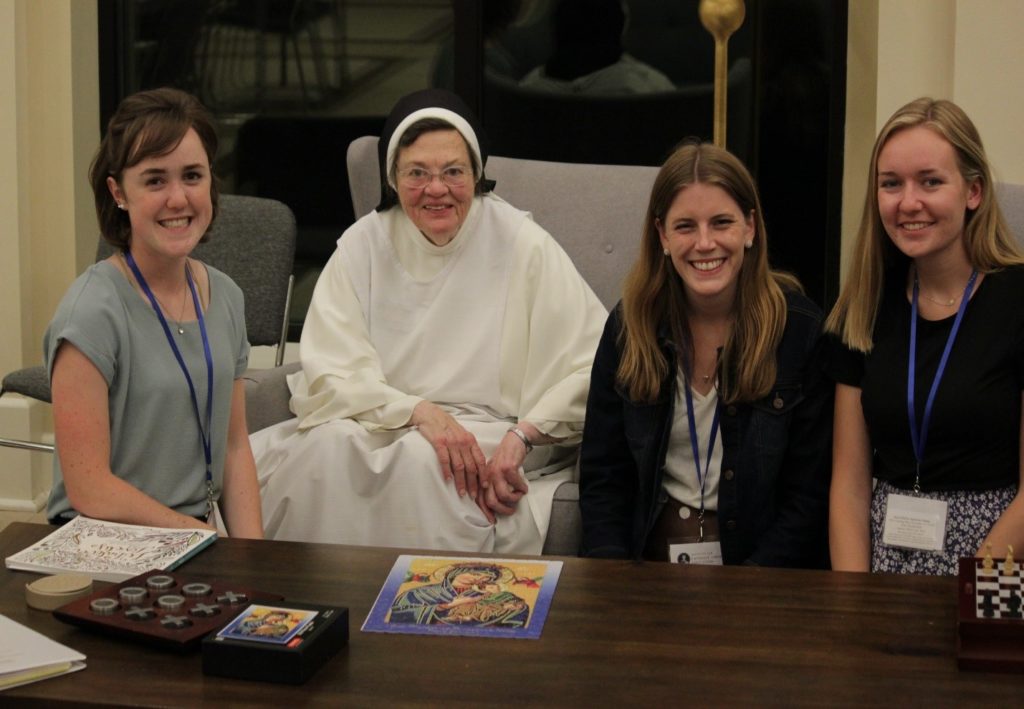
[{"xmin": 201, "ymin": 601, "xmax": 348, "ymax": 684}]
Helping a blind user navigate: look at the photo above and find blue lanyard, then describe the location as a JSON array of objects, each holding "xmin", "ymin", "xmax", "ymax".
[
  {"xmin": 907, "ymin": 268, "xmax": 977, "ymax": 492},
  {"xmin": 684, "ymin": 380, "xmax": 720, "ymax": 541},
  {"xmin": 124, "ymin": 250, "xmax": 215, "ymax": 516}
]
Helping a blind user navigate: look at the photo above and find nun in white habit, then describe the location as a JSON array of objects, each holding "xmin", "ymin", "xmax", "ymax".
[{"xmin": 251, "ymin": 89, "xmax": 606, "ymax": 553}]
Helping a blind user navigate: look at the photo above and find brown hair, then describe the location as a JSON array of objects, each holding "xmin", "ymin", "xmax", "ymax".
[
  {"xmin": 617, "ymin": 141, "xmax": 800, "ymax": 404},
  {"xmin": 825, "ymin": 97, "xmax": 1024, "ymax": 351},
  {"xmin": 89, "ymin": 87, "xmax": 219, "ymax": 249}
]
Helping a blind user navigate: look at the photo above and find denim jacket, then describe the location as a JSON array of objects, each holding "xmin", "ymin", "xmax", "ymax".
[{"xmin": 579, "ymin": 290, "xmax": 832, "ymax": 567}]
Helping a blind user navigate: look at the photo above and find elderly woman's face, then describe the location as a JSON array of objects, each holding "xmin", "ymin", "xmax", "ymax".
[{"xmin": 395, "ymin": 129, "xmax": 474, "ymax": 246}]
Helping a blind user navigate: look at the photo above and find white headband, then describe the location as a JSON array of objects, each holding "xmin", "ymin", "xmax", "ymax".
[{"xmin": 385, "ymin": 107, "xmax": 482, "ymax": 190}]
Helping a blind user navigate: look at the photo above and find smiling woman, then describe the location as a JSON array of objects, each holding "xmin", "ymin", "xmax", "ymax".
[
  {"xmin": 249, "ymin": 88, "xmax": 607, "ymax": 555},
  {"xmin": 579, "ymin": 141, "xmax": 833, "ymax": 567},
  {"xmin": 394, "ymin": 130, "xmax": 473, "ymax": 246},
  {"xmin": 44, "ymin": 88, "xmax": 263, "ymax": 539},
  {"xmin": 826, "ymin": 97, "xmax": 1024, "ymax": 576}
]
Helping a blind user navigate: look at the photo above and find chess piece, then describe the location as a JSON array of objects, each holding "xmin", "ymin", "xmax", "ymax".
[
  {"xmin": 1006, "ymin": 591, "xmax": 1023, "ymax": 619},
  {"xmin": 982, "ymin": 590, "xmax": 997, "ymax": 619},
  {"xmin": 1004, "ymin": 545, "xmax": 1015, "ymax": 576},
  {"xmin": 984, "ymin": 544, "xmax": 994, "ymax": 571}
]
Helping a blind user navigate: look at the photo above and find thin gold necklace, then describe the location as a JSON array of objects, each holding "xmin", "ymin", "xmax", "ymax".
[
  {"xmin": 121, "ymin": 253, "xmax": 191, "ymax": 334},
  {"xmin": 918, "ymin": 290, "xmax": 958, "ymax": 307}
]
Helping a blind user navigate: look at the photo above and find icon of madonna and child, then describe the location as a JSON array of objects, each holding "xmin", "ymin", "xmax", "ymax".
[
  {"xmin": 388, "ymin": 562, "xmax": 532, "ymax": 627},
  {"xmin": 365, "ymin": 556, "xmax": 563, "ymax": 638}
]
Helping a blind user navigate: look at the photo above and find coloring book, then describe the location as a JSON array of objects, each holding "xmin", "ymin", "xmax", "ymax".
[{"xmin": 5, "ymin": 516, "xmax": 216, "ymax": 582}]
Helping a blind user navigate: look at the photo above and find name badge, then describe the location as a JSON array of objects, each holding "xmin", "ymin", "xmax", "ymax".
[
  {"xmin": 882, "ymin": 493, "xmax": 948, "ymax": 551},
  {"xmin": 669, "ymin": 541, "xmax": 723, "ymax": 565}
]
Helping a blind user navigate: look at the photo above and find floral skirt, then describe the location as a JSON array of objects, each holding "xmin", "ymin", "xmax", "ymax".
[{"xmin": 870, "ymin": 479, "xmax": 1017, "ymax": 576}]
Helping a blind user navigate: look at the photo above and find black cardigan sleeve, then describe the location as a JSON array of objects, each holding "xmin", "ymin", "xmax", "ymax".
[{"xmin": 579, "ymin": 307, "xmax": 637, "ymax": 558}]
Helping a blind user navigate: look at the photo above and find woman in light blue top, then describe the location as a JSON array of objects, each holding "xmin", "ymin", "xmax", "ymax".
[{"xmin": 45, "ymin": 88, "xmax": 262, "ymax": 537}]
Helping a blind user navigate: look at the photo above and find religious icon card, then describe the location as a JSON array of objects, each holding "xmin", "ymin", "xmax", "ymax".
[
  {"xmin": 361, "ymin": 555, "xmax": 562, "ymax": 639},
  {"xmin": 217, "ymin": 604, "xmax": 318, "ymax": 645}
]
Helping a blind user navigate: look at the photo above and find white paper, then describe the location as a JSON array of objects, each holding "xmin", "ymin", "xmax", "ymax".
[
  {"xmin": 669, "ymin": 541, "xmax": 724, "ymax": 565},
  {"xmin": 0, "ymin": 615, "xmax": 86, "ymax": 691},
  {"xmin": 882, "ymin": 493, "xmax": 948, "ymax": 551}
]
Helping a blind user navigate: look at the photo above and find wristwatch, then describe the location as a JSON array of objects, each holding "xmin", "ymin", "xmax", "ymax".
[{"xmin": 507, "ymin": 425, "xmax": 533, "ymax": 453}]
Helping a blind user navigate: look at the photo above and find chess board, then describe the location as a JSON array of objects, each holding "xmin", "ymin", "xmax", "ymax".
[
  {"xmin": 957, "ymin": 557, "xmax": 1024, "ymax": 672},
  {"xmin": 53, "ymin": 569, "xmax": 284, "ymax": 651}
]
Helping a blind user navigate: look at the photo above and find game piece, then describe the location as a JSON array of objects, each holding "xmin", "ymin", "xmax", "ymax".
[
  {"xmin": 53, "ymin": 570, "xmax": 283, "ymax": 651},
  {"xmin": 89, "ymin": 598, "xmax": 118, "ymax": 615},
  {"xmin": 119, "ymin": 586, "xmax": 146, "ymax": 605},
  {"xmin": 1004, "ymin": 545, "xmax": 1015, "ymax": 576},
  {"xmin": 984, "ymin": 545, "xmax": 994, "ymax": 570},
  {"xmin": 981, "ymin": 591, "xmax": 996, "ymax": 618},
  {"xmin": 1005, "ymin": 591, "xmax": 1022, "ymax": 620}
]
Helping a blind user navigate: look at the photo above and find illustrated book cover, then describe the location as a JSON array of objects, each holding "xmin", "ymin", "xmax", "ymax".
[
  {"xmin": 362, "ymin": 555, "xmax": 562, "ymax": 639},
  {"xmin": 4, "ymin": 516, "xmax": 216, "ymax": 582}
]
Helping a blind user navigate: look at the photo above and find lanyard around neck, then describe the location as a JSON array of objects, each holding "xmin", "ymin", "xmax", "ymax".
[
  {"xmin": 683, "ymin": 379, "xmax": 720, "ymax": 540},
  {"xmin": 906, "ymin": 268, "xmax": 977, "ymax": 492},
  {"xmin": 123, "ymin": 250, "xmax": 215, "ymax": 516}
]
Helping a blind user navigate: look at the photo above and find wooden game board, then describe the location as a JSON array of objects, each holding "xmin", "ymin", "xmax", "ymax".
[
  {"xmin": 957, "ymin": 556, "xmax": 1024, "ymax": 672},
  {"xmin": 52, "ymin": 569, "xmax": 283, "ymax": 651}
]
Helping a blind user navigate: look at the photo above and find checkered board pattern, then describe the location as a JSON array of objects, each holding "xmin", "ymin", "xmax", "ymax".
[{"xmin": 973, "ymin": 562, "xmax": 1024, "ymax": 620}]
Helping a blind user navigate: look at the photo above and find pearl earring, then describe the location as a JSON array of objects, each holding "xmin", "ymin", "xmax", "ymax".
[
  {"xmin": 663, "ymin": 248, "xmax": 670, "ymax": 256},
  {"xmin": 117, "ymin": 203, "xmax": 126, "ymax": 210},
  {"xmin": 744, "ymin": 241, "xmax": 753, "ymax": 249}
]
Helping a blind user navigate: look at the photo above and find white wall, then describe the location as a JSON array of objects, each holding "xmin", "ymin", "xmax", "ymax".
[
  {"xmin": 842, "ymin": 0, "xmax": 1024, "ymax": 275},
  {"xmin": 0, "ymin": 0, "xmax": 98, "ymax": 510}
]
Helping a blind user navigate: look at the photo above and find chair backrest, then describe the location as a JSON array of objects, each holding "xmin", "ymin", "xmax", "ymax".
[
  {"xmin": 97, "ymin": 194, "xmax": 297, "ymax": 348},
  {"xmin": 996, "ymin": 182, "xmax": 1024, "ymax": 246},
  {"xmin": 346, "ymin": 136, "xmax": 656, "ymax": 309}
]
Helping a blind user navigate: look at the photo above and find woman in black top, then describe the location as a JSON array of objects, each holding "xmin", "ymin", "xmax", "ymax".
[{"xmin": 826, "ymin": 97, "xmax": 1024, "ymax": 575}]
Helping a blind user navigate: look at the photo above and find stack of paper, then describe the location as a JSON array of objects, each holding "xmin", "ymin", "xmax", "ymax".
[{"xmin": 0, "ymin": 615, "xmax": 85, "ymax": 691}]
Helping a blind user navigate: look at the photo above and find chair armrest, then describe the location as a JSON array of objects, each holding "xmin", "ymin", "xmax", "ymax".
[
  {"xmin": 541, "ymin": 481, "xmax": 581, "ymax": 556},
  {"xmin": 2, "ymin": 366, "xmax": 51, "ymax": 403},
  {"xmin": 241, "ymin": 361, "xmax": 301, "ymax": 434}
]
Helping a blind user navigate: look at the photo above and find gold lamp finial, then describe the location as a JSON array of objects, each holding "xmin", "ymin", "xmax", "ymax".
[{"xmin": 699, "ymin": 0, "xmax": 746, "ymax": 148}]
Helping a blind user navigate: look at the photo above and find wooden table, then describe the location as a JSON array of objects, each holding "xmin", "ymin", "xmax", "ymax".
[{"xmin": 1, "ymin": 522, "xmax": 1022, "ymax": 706}]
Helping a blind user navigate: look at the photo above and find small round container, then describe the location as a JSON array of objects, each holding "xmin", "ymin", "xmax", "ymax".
[{"xmin": 25, "ymin": 573, "xmax": 94, "ymax": 611}]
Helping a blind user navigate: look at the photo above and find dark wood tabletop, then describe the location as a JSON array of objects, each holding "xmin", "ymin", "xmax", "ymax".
[{"xmin": 2, "ymin": 521, "xmax": 1022, "ymax": 706}]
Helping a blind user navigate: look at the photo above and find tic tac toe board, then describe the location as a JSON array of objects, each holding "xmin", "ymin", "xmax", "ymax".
[
  {"xmin": 53, "ymin": 569, "xmax": 283, "ymax": 651},
  {"xmin": 957, "ymin": 557, "xmax": 1024, "ymax": 673}
]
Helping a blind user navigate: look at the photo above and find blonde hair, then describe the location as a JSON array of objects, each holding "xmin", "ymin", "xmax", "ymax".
[
  {"xmin": 825, "ymin": 97, "xmax": 1024, "ymax": 351},
  {"xmin": 617, "ymin": 142, "xmax": 800, "ymax": 404}
]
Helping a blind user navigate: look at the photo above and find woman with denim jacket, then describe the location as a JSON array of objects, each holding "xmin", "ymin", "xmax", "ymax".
[{"xmin": 579, "ymin": 142, "xmax": 832, "ymax": 566}]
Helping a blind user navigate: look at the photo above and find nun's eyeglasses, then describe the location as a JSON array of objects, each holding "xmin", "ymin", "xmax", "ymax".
[{"xmin": 397, "ymin": 165, "xmax": 470, "ymax": 188}]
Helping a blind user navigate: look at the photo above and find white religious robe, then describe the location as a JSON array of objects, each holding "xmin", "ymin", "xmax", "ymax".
[{"xmin": 251, "ymin": 193, "xmax": 606, "ymax": 553}]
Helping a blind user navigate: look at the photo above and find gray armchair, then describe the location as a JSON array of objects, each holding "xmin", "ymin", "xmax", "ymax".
[{"xmin": 0, "ymin": 194, "xmax": 297, "ymax": 453}]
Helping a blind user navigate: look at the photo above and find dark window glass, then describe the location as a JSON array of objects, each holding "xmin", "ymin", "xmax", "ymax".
[{"xmin": 100, "ymin": 0, "xmax": 844, "ymax": 327}]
